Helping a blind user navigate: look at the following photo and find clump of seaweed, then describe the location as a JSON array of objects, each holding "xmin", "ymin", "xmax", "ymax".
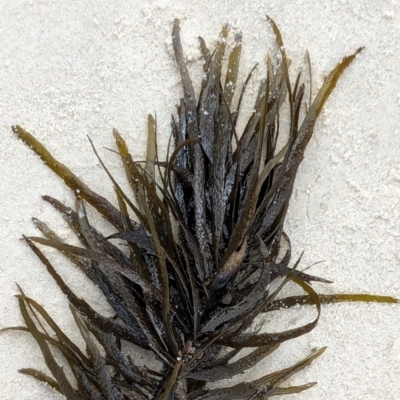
[{"xmin": 3, "ymin": 17, "xmax": 397, "ymax": 399}]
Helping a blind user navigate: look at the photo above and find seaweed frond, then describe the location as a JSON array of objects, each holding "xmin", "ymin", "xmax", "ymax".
[{"xmin": 4, "ymin": 17, "xmax": 397, "ymax": 400}]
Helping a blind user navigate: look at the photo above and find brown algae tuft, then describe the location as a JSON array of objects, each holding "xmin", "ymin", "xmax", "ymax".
[{"xmin": 3, "ymin": 17, "xmax": 397, "ymax": 399}]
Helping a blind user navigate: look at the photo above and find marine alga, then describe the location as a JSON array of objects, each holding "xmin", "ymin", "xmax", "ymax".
[{"xmin": 3, "ymin": 17, "xmax": 397, "ymax": 400}]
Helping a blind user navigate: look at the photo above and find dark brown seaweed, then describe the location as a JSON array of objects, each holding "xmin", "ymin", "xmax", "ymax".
[{"xmin": 3, "ymin": 17, "xmax": 398, "ymax": 400}]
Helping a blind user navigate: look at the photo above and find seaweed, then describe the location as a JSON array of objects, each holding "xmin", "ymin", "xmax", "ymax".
[{"xmin": 3, "ymin": 17, "xmax": 397, "ymax": 400}]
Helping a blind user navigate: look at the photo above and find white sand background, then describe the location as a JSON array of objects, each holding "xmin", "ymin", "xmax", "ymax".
[{"xmin": 1, "ymin": 1, "xmax": 400, "ymax": 399}]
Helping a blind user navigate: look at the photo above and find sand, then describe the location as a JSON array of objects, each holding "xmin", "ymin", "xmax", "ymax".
[{"xmin": 1, "ymin": 1, "xmax": 399, "ymax": 399}]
